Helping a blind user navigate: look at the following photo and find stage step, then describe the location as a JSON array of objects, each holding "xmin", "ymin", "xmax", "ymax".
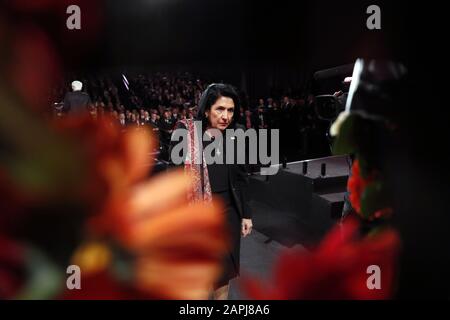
[
  {"xmin": 249, "ymin": 155, "xmax": 349, "ymax": 247},
  {"xmin": 312, "ymin": 191, "xmax": 346, "ymax": 222}
]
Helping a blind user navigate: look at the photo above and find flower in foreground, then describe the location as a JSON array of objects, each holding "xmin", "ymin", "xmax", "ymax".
[
  {"xmin": 241, "ymin": 218, "xmax": 400, "ymax": 299},
  {"xmin": 58, "ymin": 117, "xmax": 228, "ymax": 299}
]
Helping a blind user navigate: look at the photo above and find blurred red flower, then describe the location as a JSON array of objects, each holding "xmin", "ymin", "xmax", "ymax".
[
  {"xmin": 50, "ymin": 116, "xmax": 153, "ymax": 213},
  {"xmin": 348, "ymin": 159, "xmax": 373, "ymax": 214},
  {"xmin": 53, "ymin": 116, "xmax": 228, "ymax": 299},
  {"xmin": 0, "ymin": 236, "xmax": 26, "ymax": 299},
  {"xmin": 93, "ymin": 170, "xmax": 228, "ymax": 299},
  {"xmin": 241, "ymin": 218, "xmax": 400, "ymax": 299}
]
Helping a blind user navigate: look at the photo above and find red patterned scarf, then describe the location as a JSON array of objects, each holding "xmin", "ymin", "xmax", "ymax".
[{"xmin": 179, "ymin": 119, "xmax": 212, "ymax": 203}]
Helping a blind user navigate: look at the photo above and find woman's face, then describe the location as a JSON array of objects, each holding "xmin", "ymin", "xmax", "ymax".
[{"xmin": 206, "ymin": 96, "xmax": 235, "ymax": 130}]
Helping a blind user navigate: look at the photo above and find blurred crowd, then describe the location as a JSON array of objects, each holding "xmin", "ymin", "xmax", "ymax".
[{"xmin": 50, "ymin": 72, "xmax": 331, "ymax": 163}]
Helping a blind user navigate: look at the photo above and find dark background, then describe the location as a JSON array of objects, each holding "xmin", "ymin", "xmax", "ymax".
[{"xmin": 61, "ymin": 0, "xmax": 409, "ymax": 99}]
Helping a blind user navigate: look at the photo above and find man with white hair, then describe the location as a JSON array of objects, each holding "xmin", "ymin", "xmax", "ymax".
[{"xmin": 63, "ymin": 80, "xmax": 92, "ymax": 115}]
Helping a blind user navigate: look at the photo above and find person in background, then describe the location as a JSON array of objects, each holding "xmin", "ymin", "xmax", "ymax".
[
  {"xmin": 63, "ymin": 80, "xmax": 91, "ymax": 116},
  {"xmin": 266, "ymin": 97, "xmax": 273, "ymax": 110},
  {"xmin": 256, "ymin": 106, "xmax": 268, "ymax": 129},
  {"xmin": 139, "ymin": 108, "xmax": 146, "ymax": 125},
  {"xmin": 171, "ymin": 106, "xmax": 180, "ymax": 123},
  {"xmin": 149, "ymin": 109, "xmax": 160, "ymax": 131},
  {"xmin": 118, "ymin": 112, "xmax": 127, "ymax": 128},
  {"xmin": 143, "ymin": 110, "xmax": 151, "ymax": 123},
  {"xmin": 256, "ymin": 98, "xmax": 265, "ymax": 111},
  {"xmin": 159, "ymin": 107, "xmax": 175, "ymax": 160},
  {"xmin": 128, "ymin": 113, "xmax": 139, "ymax": 127},
  {"xmin": 180, "ymin": 107, "xmax": 188, "ymax": 120},
  {"xmin": 125, "ymin": 110, "xmax": 132, "ymax": 122},
  {"xmin": 244, "ymin": 109, "xmax": 255, "ymax": 129}
]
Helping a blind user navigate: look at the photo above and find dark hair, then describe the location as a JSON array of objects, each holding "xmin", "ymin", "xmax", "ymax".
[{"xmin": 196, "ymin": 83, "xmax": 241, "ymax": 129}]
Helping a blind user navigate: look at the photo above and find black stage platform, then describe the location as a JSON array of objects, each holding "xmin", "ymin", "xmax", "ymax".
[
  {"xmin": 248, "ymin": 155, "xmax": 350, "ymax": 247},
  {"xmin": 229, "ymin": 155, "xmax": 350, "ymax": 298}
]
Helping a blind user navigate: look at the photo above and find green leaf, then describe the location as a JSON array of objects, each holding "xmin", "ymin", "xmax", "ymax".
[
  {"xmin": 332, "ymin": 114, "xmax": 358, "ymax": 155},
  {"xmin": 16, "ymin": 246, "xmax": 65, "ymax": 300},
  {"xmin": 358, "ymin": 156, "xmax": 371, "ymax": 179},
  {"xmin": 110, "ymin": 242, "xmax": 134, "ymax": 284},
  {"xmin": 360, "ymin": 181, "xmax": 389, "ymax": 219}
]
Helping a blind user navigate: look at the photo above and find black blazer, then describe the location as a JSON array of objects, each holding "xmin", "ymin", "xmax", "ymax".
[
  {"xmin": 63, "ymin": 91, "xmax": 91, "ymax": 115},
  {"xmin": 170, "ymin": 121, "xmax": 252, "ymax": 220}
]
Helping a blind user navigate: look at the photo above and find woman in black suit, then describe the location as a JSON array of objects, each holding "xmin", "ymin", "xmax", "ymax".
[{"xmin": 170, "ymin": 83, "xmax": 253, "ymax": 300}]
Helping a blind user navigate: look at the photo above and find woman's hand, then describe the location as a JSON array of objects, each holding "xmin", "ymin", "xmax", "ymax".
[{"xmin": 241, "ymin": 218, "xmax": 253, "ymax": 237}]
